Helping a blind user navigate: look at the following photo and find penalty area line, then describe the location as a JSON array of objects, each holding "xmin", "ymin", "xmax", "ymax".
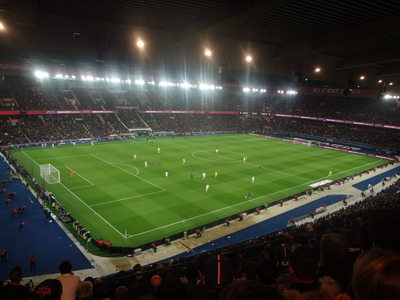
[
  {"xmin": 65, "ymin": 166, "xmax": 95, "ymax": 187},
  {"xmin": 90, "ymin": 154, "xmax": 165, "ymax": 192},
  {"xmin": 21, "ymin": 151, "xmax": 127, "ymax": 238}
]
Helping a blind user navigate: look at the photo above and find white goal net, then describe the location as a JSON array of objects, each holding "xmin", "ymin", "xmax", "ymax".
[
  {"xmin": 293, "ymin": 137, "xmax": 312, "ymax": 147},
  {"xmin": 40, "ymin": 164, "xmax": 60, "ymax": 184}
]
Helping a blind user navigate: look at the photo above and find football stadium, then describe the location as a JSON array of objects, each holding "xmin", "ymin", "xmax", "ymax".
[{"xmin": 0, "ymin": 1, "xmax": 400, "ymax": 299}]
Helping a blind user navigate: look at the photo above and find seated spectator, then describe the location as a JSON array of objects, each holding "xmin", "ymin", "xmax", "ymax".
[
  {"xmin": 351, "ymin": 248, "xmax": 400, "ymax": 300},
  {"xmin": 76, "ymin": 281, "xmax": 97, "ymax": 300},
  {"xmin": 0, "ymin": 266, "xmax": 32, "ymax": 300},
  {"xmin": 319, "ymin": 233, "xmax": 352, "ymax": 292},
  {"xmin": 33, "ymin": 279, "xmax": 63, "ymax": 300},
  {"xmin": 285, "ymin": 245, "xmax": 319, "ymax": 294},
  {"xmin": 220, "ymin": 280, "xmax": 284, "ymax": 300}
]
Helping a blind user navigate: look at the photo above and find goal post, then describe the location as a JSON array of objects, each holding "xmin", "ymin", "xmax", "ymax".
[
  {"xmin": 40, "ymin": 164, "xmax": 60, "ymax": 184},
  {"xmin": 293, "ymin": 137, "xmax": 312, "ymax": 147}
]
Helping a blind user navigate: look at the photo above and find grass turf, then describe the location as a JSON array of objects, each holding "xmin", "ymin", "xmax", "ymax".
[{"xmin": 11, "ymin": 134, "xmax": 385, "ymax": 247}]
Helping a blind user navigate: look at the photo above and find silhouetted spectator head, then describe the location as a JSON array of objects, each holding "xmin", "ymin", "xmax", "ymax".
[
  {"xmin": 58, "ymin": 261, "xmax": 72, "ymax": 274},
  {"xmin": 220, "ymin": 280, "xmax": 285, "ymax": 300},
  {"xmin": 9, "ymin": 266, "xmax": 23, "ymax": 284},
  {"xmin": 256, "ymin": 260, "xmax": 278, "ymax": 285},
  {"xmin": 76, "ymin": 281, "xmax": 93, "ymax": 299},
  {"xmin": 352, "ymin": 248, "xmax": 400, "ymax": 300},
  {"xmin": 289, "ymin": 245, "xmax": 318, "ymax": 282},
  {"xmin": 320, "ymin": 233, "xmax": 349, "ymax": 265},
  {"xmin": 113, "ymin": 285, "xmax": 128, "ymax": 300}
]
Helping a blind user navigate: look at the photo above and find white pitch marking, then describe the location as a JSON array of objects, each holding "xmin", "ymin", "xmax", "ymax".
[
  {"xmin": 90, "ymin": 154, "xmax": 165, "ymax": 191},
  {"xmin": 65, "ymin": 166, "xmax": 95, "ymax": 186},
  {"xmin": 21, "ymin": 151, "xmax": 127, "ymax": 238},
  {"xmin": 125, "ymin": 160, "xmax": 382, "ymax": 238}
]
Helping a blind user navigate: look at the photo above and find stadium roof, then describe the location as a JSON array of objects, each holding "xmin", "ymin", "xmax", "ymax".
[{"xmin": 1, "ymin": 0, "xmax": 400, "ymax": 85}]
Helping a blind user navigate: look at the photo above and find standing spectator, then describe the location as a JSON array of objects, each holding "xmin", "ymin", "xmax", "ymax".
[
  {"xmin": 29, "ymin": 255, "xmax": 36, "ymax": 272},
  {"xmin": 279, "ymin": 200, "xmax": 283, "ymax": 207},
  {"xmin": 151, "ymin": 242, "xmax": 157, "ymax": 253},
  {"xmin": 57, "ymin": 261, "xmax": 80, "ymax": 300},
  {"xmin": 19, "ymin": 221, "xmax": 25, "ymax": 231},
  {"xmin": 0, "ymin": 266, "xmax": 32, "ymax": 300},
  {"xmin": 0, "ymin": 249, "xmax": 7, "ymax": 263},
  {"xmin": 225, "ymin": 218, "xmax": 230, "ymax": 226},
  {"xmin": 195, "ymin": 228, "xmax": 202, "ymax": 238}
]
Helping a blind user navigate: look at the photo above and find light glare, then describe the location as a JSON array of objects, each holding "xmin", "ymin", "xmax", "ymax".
[
  {"xmin": 34, "ymin": 70, "xmax": 49, "ymax": 79},
  {"xmin": 314, "ymin": 67, "xmax": 321, "ymax": 73},
  {"xmin": 136, "ymin": 40, "xmax": 145, "ymax": 48},
  {"xmin": 0, "ymin": 22, "xmax": 4, "ymax": 31},
  {"xmin": 245, "ymin": 55, "xmax": 253, "ymax": 62},
  {"xmin": 204, "ymin": 49, "xmax": 212, "ymax": 57}
]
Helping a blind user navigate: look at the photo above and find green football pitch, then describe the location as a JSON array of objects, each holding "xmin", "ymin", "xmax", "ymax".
[{"xmin": 11, "ymin": 134, "xmax": 385, "ymax": 247}]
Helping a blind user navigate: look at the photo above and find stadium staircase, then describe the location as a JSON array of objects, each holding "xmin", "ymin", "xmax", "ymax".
[{"xmin": 113, "ymin": 113, "xmax": 130, "ymax": 131}]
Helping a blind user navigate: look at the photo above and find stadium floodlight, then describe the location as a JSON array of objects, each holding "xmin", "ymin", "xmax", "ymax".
[
  {"xmin": 260, "ymin": 89, "xmax": 267, "ymax": 93},
  {"xmin": 199, "ymin": 83, "xmax": 215, "ymax": 90},
  {"xmin": 135, "ymin": 79, "xmax": 145, "ymax": 85},
  {"xmin": 71, "ymin": 75, "xmax": 76, "ymax": 79},
  {"xmin": 286, "ymin": 90, "xmax": 298, "ymax": 95},
  {"xmin": 136, "ymin": 39, "xmax": 145, "ymax": 48},
  {"xmin": 314, "ymin": 67, "xmax": 321, "ymax": 73},
  {"xmin": 378, "ymin": 79, "xmax": 383, "ymax": 83},
  {"xmin": 384, "ymin": 94, "xmax": 392, "ymax": 99},
  {"xmin": 359, "ymin": 75, "xmax": 365, "ymax": 80},
  {"xmin": 64, "ymin": 75, "xmax": 70, "ymax": 79},
  {"xmin": 86, "ymin": 75, "xmax": 94, "ymax": 82},
  {"xmin": 54, "ymin": 73, "xmax": 63, "ymax": 79},
  {"xmin": 216, "ymin": 86, "xmax": 223, "ymax": 90},
  {"xmin": 125, "ymin": 79, "xmax": 132, "ymax": 84},
  {"xmin": 245, "ymin": 55, "xmax": 253, "ymax": 62},
  {"xmin": 389, "ymin": 82, "xmax": 394, "ymax": 86},
  {"xmin": 252, "ymin": 88, "xmax": 259, "ymax": 92},
  {"xmin": 243, "ymin": 87, "xmax": 251, "ymax": 92},
  {"xmin": 34, "ymin": 70, "xmax": 49, "ymax": 79},
  {"xmin": 204, "ymin": 48, "xmax": 212, "ymax": 57},
  {"xmin": 110, "ymin": 77, "xmax": 121, "ymax": 83},
  {"xmin": 159, "ymin": 81, "xmax": 176, "ymax": 87},
  {"xmin": 0, "ymin": 22, "xmax": 5, "ymax": 31},
  {"xmin": 147, "ymin": 81, "xmax": 155, "ymax": 85},
  {"xmin": 179, "ymin": 82, "xmax": 195, "ymax": 89}
]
